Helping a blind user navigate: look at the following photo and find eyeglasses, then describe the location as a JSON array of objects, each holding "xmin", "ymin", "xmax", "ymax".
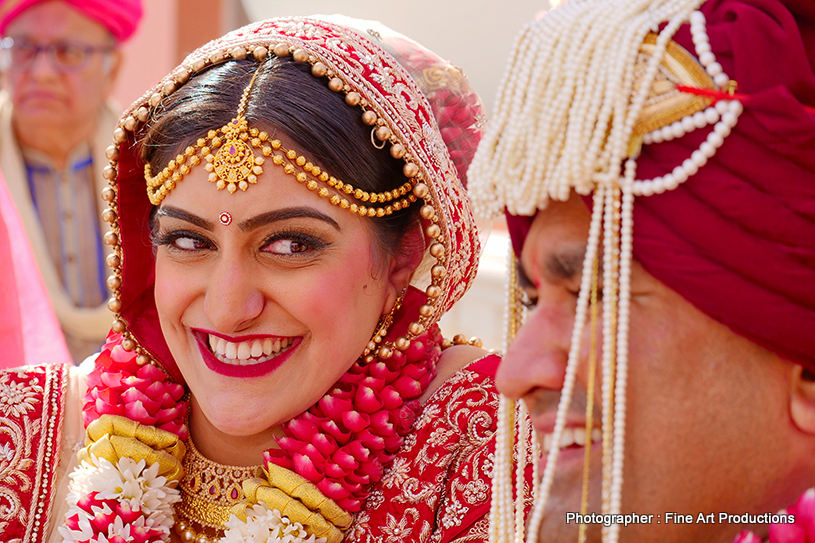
[{"xmin": 0, "ymin": 37, "xmax": 114, "ymax": 73}]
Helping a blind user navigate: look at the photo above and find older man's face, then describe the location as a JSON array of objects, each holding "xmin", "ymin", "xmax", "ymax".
[
  {"xmin": 497, "ymin": 194, "xmax": 801, "ymax": 542},
  {"xmin": 2, "ymin": 0, "xmax": 117, "ymax": 130}
]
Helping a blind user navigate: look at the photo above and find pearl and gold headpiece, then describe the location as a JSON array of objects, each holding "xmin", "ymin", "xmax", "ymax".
[
  {"xmin": 101, "ymin": 16, "xmax": 484, "ymax": 377},
  {"xmin": 467, "ymin": 1, "xmax": 743, "ymax": 542},
  {"xmin": 143, "ymin": 61, "xmax": 417, "ymax": 216}
]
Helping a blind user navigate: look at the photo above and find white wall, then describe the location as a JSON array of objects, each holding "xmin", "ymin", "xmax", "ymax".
[
  {"xmin": 240, "ymin": 0, "xmax": 545, "ymax": 114},
  {"xmin": 112, "ymin": 0, "xmax": 178, "ymax": 111}
]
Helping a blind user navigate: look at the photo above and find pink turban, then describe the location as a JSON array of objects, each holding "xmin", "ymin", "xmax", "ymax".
[
  {"xmin": 509, "ymin": 0, "xmax": 815, "ymax": 370},
  {"xmin": 0, "ymin": 0, "xmax": 143, "ymax": 42}
]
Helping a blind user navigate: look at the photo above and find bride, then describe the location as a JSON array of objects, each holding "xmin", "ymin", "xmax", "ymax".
[{"xmin": 0, "ymin": 14, "xmax": 520, "ymax": 543}]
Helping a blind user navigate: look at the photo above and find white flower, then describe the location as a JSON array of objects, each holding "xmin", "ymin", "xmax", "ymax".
[
  {"xmin": 221, "ymin": 504, "xmax": 327, "ymax": 543},
  {"xmin": 60, "ymin": 455, "xmax": 180, "ymax": 542}
]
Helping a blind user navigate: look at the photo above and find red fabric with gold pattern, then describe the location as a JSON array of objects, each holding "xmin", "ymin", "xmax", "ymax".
[
  {"xmin": 0, "ymin": 363, "xmax": 68, "ymax": 542},
  {"xmin": 346, "ymin": 355, "xmax": 530, "ymax": 543}
]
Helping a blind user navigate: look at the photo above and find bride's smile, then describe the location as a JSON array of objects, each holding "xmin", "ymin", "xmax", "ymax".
[{"xmin": 153, "ymin": 159, "xmax": 409, "ymax": 447}]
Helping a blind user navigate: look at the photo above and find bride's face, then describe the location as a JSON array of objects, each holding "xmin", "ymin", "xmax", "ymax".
[{"xmin": 153, "ymin": 150, "xmax": 399, "ymax": 438}]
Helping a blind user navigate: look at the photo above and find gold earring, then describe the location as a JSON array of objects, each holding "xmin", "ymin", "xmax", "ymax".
[{"xmin": 362, "ymin": 294, "xmax": 404, "ymax": 360}]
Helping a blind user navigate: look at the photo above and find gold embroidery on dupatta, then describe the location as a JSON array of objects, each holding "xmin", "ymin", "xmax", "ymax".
[
  {"xmin": 0, "ymin": 364, "xmax": 67, "ymax": 543},
  {"xmin": 345, "ymin": 367, "xmax": 499, "ymax": 543}
]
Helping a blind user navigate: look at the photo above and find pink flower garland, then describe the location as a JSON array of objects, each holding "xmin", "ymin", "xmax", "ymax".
[
  {"xmin": 64, "ymin": 491, "xmax": 167, "ymax": 543},
  {"xmin": 732, "ymin": 489, "xmax": 815, "ymax": 543},
  {"xmin": 265, "ymin": 325, "xmax": 443, "ymax": 512},
  {"xmin": 83, "ymin": 332, "xmax": 188, "ymax": 439},
  {"xmin": 80, "ymin": 324, "xmax": 443, "ymax": 529}
]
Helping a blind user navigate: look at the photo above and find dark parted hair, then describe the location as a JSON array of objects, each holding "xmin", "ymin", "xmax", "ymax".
[{"xmin": 140, "ymin": 57, "xmax": 420, "ymax": 258}]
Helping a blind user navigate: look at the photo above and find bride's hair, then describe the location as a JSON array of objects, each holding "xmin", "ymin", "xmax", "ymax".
[{"xmin": 140, "ymin": 57, "xmax": 420, "ymax": 259}]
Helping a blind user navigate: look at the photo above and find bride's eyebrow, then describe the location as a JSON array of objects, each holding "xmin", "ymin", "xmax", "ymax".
[
  {"xmin": 154, "ymin": 206, "xmax": 342, "ymax": 233},
  {"xmin": 156, "ymin": 206, "xmax": 214, "ymax": 230},
  {"xmin": 238, "ymin": 207, "xmax": 342, "ymax": 233}
]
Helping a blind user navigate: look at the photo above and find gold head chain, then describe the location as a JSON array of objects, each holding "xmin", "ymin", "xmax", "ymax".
[{"xmin": 144, "ymin": 61, "xmax": 417, "ymax": 217}]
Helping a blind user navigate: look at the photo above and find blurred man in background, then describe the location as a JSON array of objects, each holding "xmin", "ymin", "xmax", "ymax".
[{"xmin": 0, "ymin": 0, "xmax": 142, "ymax": 361}]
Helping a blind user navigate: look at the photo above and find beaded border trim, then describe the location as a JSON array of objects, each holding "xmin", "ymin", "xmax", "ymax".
[
  {"xmin": 144, "ymin": 66, "xmax": 420, "ymax": 215},
  {"xmin": 100, "ymin": 21, "xmax": 462, "ymax": 370}
]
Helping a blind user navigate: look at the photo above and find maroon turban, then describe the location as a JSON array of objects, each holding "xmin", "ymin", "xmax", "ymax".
[
  {"xmin": 0, "ymin": 0, "xmax": 144, "ymax": 42},
  {"xmin": 509, "ymin": 0, "xmax": 815, "ymax": 370}
]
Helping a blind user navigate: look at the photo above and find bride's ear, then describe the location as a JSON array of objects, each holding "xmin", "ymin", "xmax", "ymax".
[
  {"xmin": 790, "ymin": 365, "xmax": 815, "ymax": 435},
  {"xmin": 382, "ymin": 226, "xmax": 425, "ymax": 313}
]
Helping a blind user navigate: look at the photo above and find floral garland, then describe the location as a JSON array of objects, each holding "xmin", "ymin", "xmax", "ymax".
[
  {"xmin": 60, "ymin": 323, "xmax": 442, "ymax": 542},
  {"xmin": 222, "ymin": 504, "xmax": 324, "ymax": 543},
  {"xmin": 265, "ymin": 324, "xmax": 442, "ymax": 512},
  {"xmin": 732, "ymin": 488, "xmax": 815, "ymax": 543},
  {"xmin": 59, "ymin": 333, "xmax": 188, "ymax": 543},
  {"xmin": 60, "ymin": 456, "xmax": 179, "ymax": 542}
]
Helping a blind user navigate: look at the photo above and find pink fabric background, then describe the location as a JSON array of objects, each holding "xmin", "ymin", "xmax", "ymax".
[{"xmin": 0, "ymin": 175, "xmax": 69, "ymax": 367}]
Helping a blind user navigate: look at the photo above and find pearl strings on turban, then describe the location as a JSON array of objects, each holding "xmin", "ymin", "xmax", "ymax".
[
  {"xmin": 634, "ymin": 0, "xmax": 815, "ymax": 370},
  {"xmin": 469, "ymin": 1, "xmax": 815, "ymax": 542},
  {"xmin": 504, "ymin": 0, "xmax": 815, "ymax": 371}
]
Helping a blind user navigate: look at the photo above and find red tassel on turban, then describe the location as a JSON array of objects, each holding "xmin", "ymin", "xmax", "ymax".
[
  {"xmin": 0, "ymin": 0, "xmax": 143, "ymax": 42},
  {"xmin": 509, "ymin": 0, "xmax": 815, "ymax": 370}
]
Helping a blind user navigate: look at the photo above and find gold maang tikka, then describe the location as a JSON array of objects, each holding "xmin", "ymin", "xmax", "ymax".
[
  {"xmin": 144, "ymin": 61, "xmax": 417, "ymax": 217},
  {"xmin": 145, "ymin": 67, "xmax": 264, "ymax": 203}
]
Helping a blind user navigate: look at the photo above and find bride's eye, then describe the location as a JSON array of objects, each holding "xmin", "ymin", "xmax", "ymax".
[
  {"xmin": 265, "ymin": 239, "xmax": 310, "ymax": 255},
  {"xmin": 175, "ymin": 236, "xmax": 208, "ymax": 251},
  {"xmin": 261, "ymin": 232, "xmax": 328, "ymax": 256},
  {"xmin": 153, "ymin": 230, "xmax": 214, "ymax": 252}
]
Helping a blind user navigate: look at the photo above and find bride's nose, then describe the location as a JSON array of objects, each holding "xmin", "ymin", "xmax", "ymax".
[{"xmin": 203, "ymin": 257, "xmax": 265, "ymax": 332}]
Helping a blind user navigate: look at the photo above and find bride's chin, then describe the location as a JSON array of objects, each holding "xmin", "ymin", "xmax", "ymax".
[{"xmin": 189, "ymin": 398, "xmax": 283, "ymax": 447}]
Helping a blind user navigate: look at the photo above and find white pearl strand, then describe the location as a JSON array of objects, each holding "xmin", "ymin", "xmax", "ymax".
[
  {"xmin": 599, "ymin": 2, "xmax": 697, "ymax": 185},
  {"xmin": 490, "ymin": 394, "xmax": 516, "ymax": 543},
  {"xmin": 594, "ymin": 5, "xmax": 662, "ymax": 188},
  {"xmin": 600, "ymin": 9, "xmax": 699, "ymax": 543},
  {"xmin": 605, "ymin": 166, "xmax": 636, "ymax": 543},
  {"xmin": 600, "ymin": 184, "xmax": 620, "ymax": 542},
  {"xmin": 475, "ymin": 3, "xmax": 747, "ymax": 543},
  {"xmin": 530, "ymin": 423, "xmax": 541, "ymax": 500},
  {"xmin": 468, "ymin": 0, "xmax": 714, "ymax": 219},
  {"xmin": 490, "ymin": 246, "xmax": 528, "ymax": 543},
  {"xmin": 634, "ymin": 10, "xmax": 743, "ymax": 197},
  {"xmin": 526, "ymin": 186, "xmax": 605, "ymax": 543},
  {"xmin": 514, "ymin": 401, "xmax": 531, "ymax": 543}
]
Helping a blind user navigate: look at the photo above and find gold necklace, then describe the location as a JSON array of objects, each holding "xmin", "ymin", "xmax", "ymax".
[{"xmin": 174, "ymin": 437, "xmax": 261, "ymax": 542}]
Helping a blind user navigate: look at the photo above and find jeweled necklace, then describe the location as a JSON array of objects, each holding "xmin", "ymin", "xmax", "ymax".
[{"xmin": 174, "ymin": 437, "xmax": 261, "ymax": 542}]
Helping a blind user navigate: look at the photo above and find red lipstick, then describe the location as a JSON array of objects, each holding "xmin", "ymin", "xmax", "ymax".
[{"xmin": 193, "ymin": 330, "xmax": 301, "ymax": 378}]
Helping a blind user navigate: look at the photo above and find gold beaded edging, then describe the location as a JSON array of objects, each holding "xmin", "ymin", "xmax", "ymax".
[
  {"xmin": 145, "ymin": 127, "xmax": 419, "ymax": 215},
  {"xmin": 101, "ymin": 31, "xmax": 452, "ymax": 368}
]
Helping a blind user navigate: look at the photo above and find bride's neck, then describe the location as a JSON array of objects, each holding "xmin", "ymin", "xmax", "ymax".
[{"xmin": 187, "ymin": 398, "xmax": 281, "ymax": 466}]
